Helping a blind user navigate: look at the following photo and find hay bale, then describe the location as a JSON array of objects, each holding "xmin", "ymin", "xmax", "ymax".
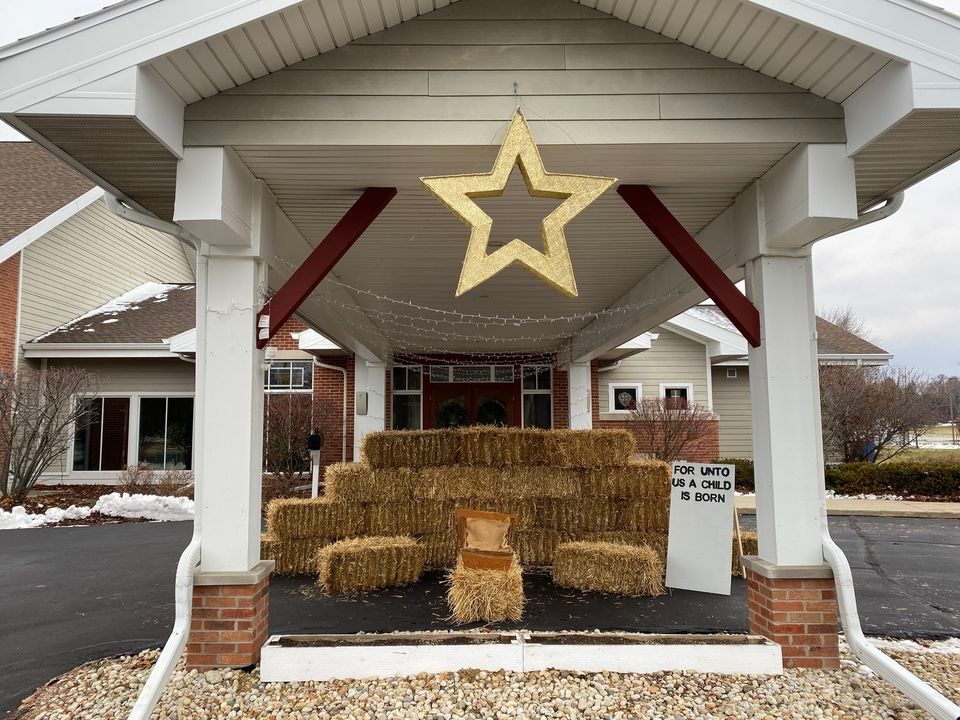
[
  {"xmin": 619, "ymin": 498, "xmax": 671, "ymax": 533},
  {"xmin": 553, "ymin": 541, "xmax": 665, "ymax": 596},
  {"xmin": 534, "ymin": 498, "xmax": 622, "ymax": 532},
  {"xmin": 447, "ymin": 556, "xmax": 524, "ymax": 624},
  {"xmin": 512, "ymin": 530, "xmax": 577, "ymax": 567},
  {"xmin": 458, "ymin": 427, "xmax": 634, "ymax": 468},
  {"xmin": 582, "ymin": 460, "xmax": 671, "ymax": 499},
  {"xmin": 315, "ymin": 536, "xmax": 426, "ymax": 594},
  {"xmin": 324, "ymin": 463, "xmax": 414, "ymax": 502},
  {"xmin": 361, "ymin": 430, "xmax": 460, "ymax": 467},
  {"xmin": 410, "ymin": 466, "xmax": 581, "ymax": 500},
  {"xmin": 261, "ymin": 533, "xmax": 328, "ymax": 575},
  {"xmin": 266, "ymin": 497, "xmax": 365, "ymax": 540},
  {"xmin": 733, "ymin": 530, "xmax": 759, "ymax": 576},
  {"xmin": 366, "ymin": 501, "xmax": 454, "ymax": 535},
  {"xmin": 419, "ymin": 532, "xmax": 460, "ymax": 568},
  {"xmin": 584, "ymin": 531, "xmax": 669, "ymax": 560}
]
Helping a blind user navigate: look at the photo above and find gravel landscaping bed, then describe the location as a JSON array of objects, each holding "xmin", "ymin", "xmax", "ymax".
[{"xmin": 15, "ymin": 639, "xmax": 959, "ymax": 719}]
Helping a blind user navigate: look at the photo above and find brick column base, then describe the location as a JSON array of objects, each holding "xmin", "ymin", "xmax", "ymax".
[
  {"xmin": 742, "ymin": 556, "xmax": 840, "ymax": 669},
  {"xmin": 187, "ymin": 561, "xmax": 274, "ymax": 669}
]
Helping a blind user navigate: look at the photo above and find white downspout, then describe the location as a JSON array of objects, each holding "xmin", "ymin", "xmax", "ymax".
[
  {"xmin": 313, "ymin": 359, "xmax": 348, "ymax": 463},
  {"xmin": 127, "ymin": 248, "xmax": 208, "ymax": 720},
  {"xmin": 822, "ymin": 524, "xmax": 959, "ymax": 719}
]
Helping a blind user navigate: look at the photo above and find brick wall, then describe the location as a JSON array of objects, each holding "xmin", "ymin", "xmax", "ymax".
[
  {"xmin": 552, "ymin": 368, "xmax": 568, "ymax": 429},
  {"xmin": 187, "ymin": 576, "xmax": 270, "ymax": 669},
  {"xmin": 0, "ymin": 254, "xmax": 19, "ymax": 374},
  {"xmin": 745, "ymin": 567, "xmax": 840, "ymax": 669}
]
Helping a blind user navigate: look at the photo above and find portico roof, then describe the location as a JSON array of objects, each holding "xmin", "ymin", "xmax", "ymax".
[{"xmin": 1, "ymin": 0, "xmax": 959, "ymax": 363}]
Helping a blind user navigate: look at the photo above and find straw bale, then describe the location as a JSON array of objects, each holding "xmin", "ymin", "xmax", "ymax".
[
  {"xmin": 584, "ymin": 531, "xmax": 669, "ymax": 560},
  {"xmin": 534, "ymin": 498, "xmax": 622, "ymax": 532},
  {"xmin": 447, "ymin": 556, "xmax": 524, "ymax": 624},
  {"xmin": 420, "ymin": 532, "xmax": 460, "ymax": 568},
  {"xmin": 315, "ymin": 536, "xmax": 426, "ymax": 594},
  {"xmin": 553, "ymin": 541, "xmax": 665, "ymax": 597},
  {"xmin": 361, "ymin": 430, "xmax": 460, "ymax": 468},
  {"xmin": 411, "ymin": 466, "xmax": 581, "ymax": 500},
  {"xmin": 583, "ymin": 460, "xmax": 671, "ymax": 499},
  {"xmin": 266, "ymin": 497, "xmax": 365, "ymax": 540},
  {"xmin": 619, "ymin": 498, "xmax": 671, "ymax": 533},
  {"xmin": 324, "ymin": 463, "xmax": 414, "ymax": 502},
  {"xmin": 733, "ymin": 530, "xmax": 759, "ymax": 576},
  {"xmin": 261, "ymin": 533, "xmax": 329, "ymax": 575},
  {"xmin": 512, "ymin": 530, "xmax": 578, "ymax": 567},
  {"xmin": 366, "ymin": 501, "xmax": 454, "ymax": 535},
  {"xmin": 458, "ymin": 427, "xmax": 634, "ymax": 468}
]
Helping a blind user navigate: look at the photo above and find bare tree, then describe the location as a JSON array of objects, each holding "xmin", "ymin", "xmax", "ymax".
[
  {"xmin": 263, "ymin": 393, "xmax": 314, "ymax": 481},
  {"xmin": 819, "ymin": 364, "xmax": 936, "ymax": 463},
  {"xmin": 820, "ymin": 306, "xmax": 876, "ymax": 342},
  {"xmin": 0, "ymin": 367, "xmax": 99, "ymax": 501},
  {"xmin": 626, "ymin": 397, "xmax": 717, "ymax": 463}
]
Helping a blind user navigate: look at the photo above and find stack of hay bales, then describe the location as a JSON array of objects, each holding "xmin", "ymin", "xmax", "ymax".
[{"xmin": 261, "ymin": 427, "xmax": 748, "ymax": 580}]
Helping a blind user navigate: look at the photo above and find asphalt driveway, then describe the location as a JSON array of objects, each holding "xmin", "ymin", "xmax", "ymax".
[{"xmin": 1, "ymin": 516, "xmax": 958, "ymax": 715}]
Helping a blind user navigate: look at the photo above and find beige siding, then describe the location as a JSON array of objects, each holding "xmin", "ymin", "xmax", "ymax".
[
  {"xmin": 712, "ymin": 366, "xmax": 753, "ymax": 459},
  {"xmin": 183, "ymin": 0, "xmax": 843, "ymax": 147},
  {"xmin": 18, "ymin": 198, "xmax": 194, "ymax": 348},
  {"xmin": 598, "ymin": 329, "xmax": 708, "ymax": 416},
  {"xmin": 42, "ymin": 358, "xmax": 196, "ymax": 478}
]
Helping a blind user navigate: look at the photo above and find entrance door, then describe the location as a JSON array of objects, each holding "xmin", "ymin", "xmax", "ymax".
[{"xmin": 431, "ymin": 384, "xmax": 516, "ymax": 428}]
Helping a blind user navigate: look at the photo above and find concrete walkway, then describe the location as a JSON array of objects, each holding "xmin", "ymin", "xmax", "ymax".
[{"xmin": 735, "ymin": 496, "xmax": 960, "ymax": 519}]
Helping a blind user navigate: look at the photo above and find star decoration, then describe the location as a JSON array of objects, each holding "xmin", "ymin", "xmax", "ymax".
[{"xmin": 421, "ymin": 109, "xmax": 616, "ymax": 298}]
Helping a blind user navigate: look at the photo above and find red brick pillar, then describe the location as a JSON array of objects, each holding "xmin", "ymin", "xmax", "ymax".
[
  {"xmin": 187, "ymin": 561, "xmax": 273, "ymax": 669},
  {"xmin": 742, "ymin": 556, "xmax": 840, "ymax": 669}
]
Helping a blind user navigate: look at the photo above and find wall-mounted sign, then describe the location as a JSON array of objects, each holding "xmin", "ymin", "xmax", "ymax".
[{"xmin": 665, "ymin": 461, "xmax": 736, "ymax": 596}]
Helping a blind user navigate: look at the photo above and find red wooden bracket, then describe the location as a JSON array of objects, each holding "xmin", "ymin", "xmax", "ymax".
[
  {"xmin": 617, "ymin": 184, "xmax": 761, "ymax": 348},
  {"xmin": 256, "ymin": 187, "xmax": 397, "ymax": 349}
]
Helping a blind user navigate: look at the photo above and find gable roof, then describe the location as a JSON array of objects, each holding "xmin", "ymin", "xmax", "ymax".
[
  {"xmin": 30, "ymin": 282, "xmax": 195, "ymax": 346},
  {"xmin": 0, "ymin": 142, "xmax": 96, "ymax": 248}
]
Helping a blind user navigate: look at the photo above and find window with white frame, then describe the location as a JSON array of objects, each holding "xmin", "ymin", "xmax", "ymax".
[
  {"xmin": 660, "ymin": 383, "xmax": 694, "ymax": 410},
  {"xmin": 521, "ymin": 365, "xmax": 552, "ymax": 429},
  {"xmin": 73, "ymin": 397, "xmax": 131, "ymax": 472},
  {"xmin": 391, "ymin": 365, "xmax": 422, "ymax": 430},
  {"xmin": 608, "ymin": 383, "xmax": 641, "ymax": 413},
  {"xmin": 428, "ymin": 365, "xmax": 514, "ymax": 383},
  {"xmin": 264, "ymin": 360, "xmax": 313, "ymax": 393},
  {"xmin": 137, "ymin": 397, "xmax": 194, "ymax": 470}
]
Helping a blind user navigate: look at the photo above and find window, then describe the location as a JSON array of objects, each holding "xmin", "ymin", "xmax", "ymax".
[
  {"xmin": 429, "ymin": 365, "xmax": 514, "ymax": 383},
  {"xmin": 392, "ymin": 366, "xmax": 422, "ymax": 430},
  {"xmin": 726, "ymin": 368, "xmax": 738, "ymax": 379},
  {"xmin": 660, "ymin": 384, "xmax": 694, "ymax": 410},
  {"xmin": 264, "ymin": 360, "xmax": 313, "ymax": 393},
  {"xmin": 521, "ymin": 366, "xmax": 552, "ymax": 429},
  {"xmin": 138, "ymin": 397, "xmax": 194, "ymax": 470},
  {"xmin": 73, "ymin": 398, "xmax": 130, "ymax": 471},
  {"xmin": 608, "ymin": 384, "xmax": 641, "ymax": 413}
]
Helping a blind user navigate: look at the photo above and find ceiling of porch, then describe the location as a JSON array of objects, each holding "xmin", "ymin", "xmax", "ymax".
[{"xmin": 238, "ymin": 141, "xmax": 793, "ymax": 354}]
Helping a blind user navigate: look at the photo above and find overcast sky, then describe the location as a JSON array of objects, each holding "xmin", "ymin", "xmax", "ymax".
[{"xmin": 2, "ymin": 1, "xmax": 958, "ymax": 376}]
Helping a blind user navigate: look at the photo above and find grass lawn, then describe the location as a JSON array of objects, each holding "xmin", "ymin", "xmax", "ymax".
[{"xmin": 886, "ymin": 448, "xmax": 960, "ymax": 463}]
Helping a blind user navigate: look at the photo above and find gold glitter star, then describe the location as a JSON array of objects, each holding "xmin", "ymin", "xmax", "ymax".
[{"xmin": 421, "ymin": 109, "xmax": 616, "ymax": 298}]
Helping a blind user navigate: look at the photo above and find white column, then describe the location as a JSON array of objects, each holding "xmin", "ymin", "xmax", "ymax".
[
  {"xmin": 568, "ymin": 361, "xmax": 593, "ymax": 429},
  {"xmin": 353, "ymin": 357, "xmax": 386, "ymax": 459},
  {"xmin": 195, "ymin": 251, "xmax": 265, "ymax": 573},
  {"xmin": 746, "ymin": 252, "xmax": 826, "ymax": 567}
]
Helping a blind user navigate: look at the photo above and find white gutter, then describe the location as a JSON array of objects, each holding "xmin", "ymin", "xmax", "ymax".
[
  {"xmin": 597, "ymin": 360, "xmax": 621, "ymax": 373},
  {"xmin": 105, "ymin": 193, "xmax": 199, "ymax": 248},
  {"xmin": 822, "ymin": 523, "xmax": 960, "ymax": 719},
  {"xmin": 127, "ymin": 248, "xmax": 208, "ymax": 720},
  {"xmin": 313, "ymin": 359, "xmax": 348, "ymax": 463},
  {"xmin": 821, "ymin": 193, "xmax": 905, "ymax": 239}
]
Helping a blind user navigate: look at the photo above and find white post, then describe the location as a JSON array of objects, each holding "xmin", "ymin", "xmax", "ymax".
[
  {"xmin": 310, "ymin": 449, "xmax": 322, "ymax": 498},
  {"xmin": 195, "ymin": 252, "xmax": 265, "ymax": 572},
  {"xmin": 745, "ymin": 252, "xmax": 826, "ymax": 567},
  {"xmin": 353, "ymin": 357, "xmax": 386, "ymax": 460},
  {"xmin": 568, "ymin": 361, "xmax": 593, "ymax": 429}
]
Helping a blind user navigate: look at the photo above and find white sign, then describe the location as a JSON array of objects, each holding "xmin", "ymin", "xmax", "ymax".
[{"xmin": 665, "ymin": 461, "xmax": 736, "ymax": 596}]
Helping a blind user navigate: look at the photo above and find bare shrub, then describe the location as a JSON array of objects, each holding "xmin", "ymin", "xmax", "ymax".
[
  {"xmin": 117, "ymin": 463, "xmax": 193, "ymax": 496},
  {"xmin": 263, "ymin": 393, "xmax": 313, "ymax": 481},
  {"xmin": 156, "ymin": 468, "xmax": 194, "ymax": 496},
  {"xmin": 625, "ymin": 397, "xmax": 717, "ymax": 463},
  {"xmin": 117, "ymin": 463, "xmax": 156, "ymax": 493},
  {"xmin": 0, "ymin": 367, "xmax": 99, "ymax": 501},
  {"xmin": 819, "ymin": 365, "xmax": 938, "ymax": 463}
]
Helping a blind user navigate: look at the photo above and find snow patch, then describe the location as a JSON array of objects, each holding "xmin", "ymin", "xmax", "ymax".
[
  {"xmin": 0, "ymin": 492, "xmax": 193, "ymax": 529},
  {"xmin": 841, "ymin": 636, "xmax": 960, "ymax": 656}
]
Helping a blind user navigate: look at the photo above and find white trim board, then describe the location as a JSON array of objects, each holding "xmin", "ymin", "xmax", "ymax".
[
  {"xmin": 22, "ymin": 342, "xmax": 174, "ymax": 359},
  {"xmin": 0, "ymin": 187, "xmax": 103, "ymax": 264}
]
